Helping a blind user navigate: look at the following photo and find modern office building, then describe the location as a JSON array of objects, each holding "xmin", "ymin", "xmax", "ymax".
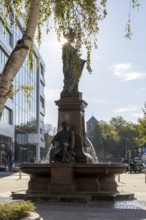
[{"xmin": 0, "ymin": 9, "xmax": 45, "ymax": 167}]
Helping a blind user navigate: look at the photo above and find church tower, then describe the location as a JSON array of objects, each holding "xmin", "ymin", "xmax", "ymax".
[{"xmin": 86, "ymin": 116, "xmax": 98, "ymax": 136}]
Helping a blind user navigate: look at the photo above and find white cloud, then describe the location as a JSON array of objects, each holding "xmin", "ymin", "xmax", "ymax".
[
  {"xmin": 44, "ymin": 88, "xmax": 60, "ymax": 101},
  {"xmin": 113, "ymin": 106, "xmax": 138, "ymax": 113},
  {"xmin": 111, "ymin": 63, "xmax": 146, "ymax": 81}
]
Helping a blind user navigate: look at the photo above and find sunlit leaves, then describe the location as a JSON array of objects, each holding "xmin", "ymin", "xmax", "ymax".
[
  {"xmin": 125, "ymin": 21, "xmax": 133, "ymax": 40},
  {"xmin": 125, "ymin": 0, "xmax": 140, "ymax": 39},
  {"xmin": 0, "ymin": 0, "xmax": 107, "ymax": 73},
  {"xmin": 132, "ymin": 0, "xmax": 140, "ymax": 8},
  {"xmin": 136, "ymin": 102, "xmax": 146, "ymax": 146},
  {"xmin": 51, "ymin": 0, "xmax": 107, "ymax": 72}
]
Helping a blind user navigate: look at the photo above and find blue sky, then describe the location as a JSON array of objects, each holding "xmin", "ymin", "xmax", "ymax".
[{"xmin": 40, "ymin": 0, "xmax": 146, "ymax": 127}]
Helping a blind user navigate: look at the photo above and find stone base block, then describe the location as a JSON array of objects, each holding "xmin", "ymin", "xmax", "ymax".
[
  {"xmin": 12, "ymin": 191, "xmax": 135, "ymax": 202},
  {"xmin": 48, "ymin": 183, "xmax": 77, "ymax": 194}
]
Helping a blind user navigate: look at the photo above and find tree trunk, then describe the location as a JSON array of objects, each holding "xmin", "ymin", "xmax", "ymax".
[{"xmin": 0, "ymin": 0, "xmax": 41, "ymax": 119}]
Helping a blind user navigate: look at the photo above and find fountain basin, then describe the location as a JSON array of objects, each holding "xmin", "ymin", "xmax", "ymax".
[{"xmin": 19, "ymin": 163, "xmax": 127, "ymax": 195}]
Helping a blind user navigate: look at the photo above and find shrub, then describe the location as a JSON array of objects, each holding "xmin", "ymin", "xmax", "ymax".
[{"xmin": 0, "ymin": 201, "xmax": 35, "ymax": 220}]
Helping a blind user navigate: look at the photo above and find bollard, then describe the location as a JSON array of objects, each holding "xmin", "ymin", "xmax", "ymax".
[
  {"xmin": 118, "ymin": 174, "xmax": 120, "ymax": 182},
  {"xmin": 19, "ymin": 170, "xmax": 21, "ymax": 179},
  {"xmin": 143, "ymin": 169, "xmax": 146, "ymax": 183}
]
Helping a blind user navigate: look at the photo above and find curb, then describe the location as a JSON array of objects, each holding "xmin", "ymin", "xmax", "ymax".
[{"xmin": 21, "ymin": 211, "xmax": 42, "ymax": 220}]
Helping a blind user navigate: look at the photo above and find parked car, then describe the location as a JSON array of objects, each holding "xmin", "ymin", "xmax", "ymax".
[{"xmin": 126, "ymin": 160, "xmax": 146, "ymax": 173}]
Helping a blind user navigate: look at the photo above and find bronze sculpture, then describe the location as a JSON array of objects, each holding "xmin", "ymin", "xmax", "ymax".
[
  {"xmin": 61, "ymin": 29, "xmax": 86, "ymax": 97},
  {"xmin": 50, "ymin": 121, "xmax": 75, "ymax": 162}
]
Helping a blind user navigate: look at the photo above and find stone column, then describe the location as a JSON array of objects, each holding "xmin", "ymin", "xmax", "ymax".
[{"xmin": 48, "ymin": 163, "xmax": 76, "ymax": 194}]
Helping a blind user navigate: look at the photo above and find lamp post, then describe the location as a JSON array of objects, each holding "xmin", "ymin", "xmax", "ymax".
[
  {"xmin": 138, "ymin": 147, "xmax": 141, "ymax": 159},
  {"xmin": 127, "ymin": 150, "xmax": 131, "ymax": 173},
  {"xmin": 124, "ymin": 138, "xmax": 130, "ymax": 160},
  {"xmin": 124, "ymin": 138, "xmax": 131, "ymax": 172}
]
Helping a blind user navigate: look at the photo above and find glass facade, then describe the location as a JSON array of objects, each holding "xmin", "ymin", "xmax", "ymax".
[
  {"xmin": 14, "ymin": 22, "xmax": 22, "ymax": 44},
  {"xmin": 0, "ymin": 135, "xmax": 12, "ymax": 170},
  {"xmin": 1, "ymin": 107, "xmax": 12, "ymax": 125},
  {"xmin": 14, "ymin": 44, "xmax": 39, "ymax": 162},
  {"xmin": 0, "ymin": 15, "xmax": 45, "ymax": 163},
  {"xmin": 14, "ymin": 54, "xmax": 37, "ymax": 134},
  {"xmin": 0, "ymin": 47, "xmax": 9, "ymax": 66},
  {"xmin": 0, "ymin": 18, "xmax": 13, "ymax": 47}
]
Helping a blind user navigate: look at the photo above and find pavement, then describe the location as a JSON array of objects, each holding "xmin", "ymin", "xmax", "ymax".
[{"xmin": 0, "ymin": 172, "xmax": 146, "ymax": 220}]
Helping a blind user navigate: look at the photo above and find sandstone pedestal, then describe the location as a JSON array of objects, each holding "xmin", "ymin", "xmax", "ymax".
[{"xmin": 55, "ymin": 96, "xmax": 87, "ymax": 163}]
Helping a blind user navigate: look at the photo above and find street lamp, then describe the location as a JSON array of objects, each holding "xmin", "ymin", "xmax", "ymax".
[{"xmin": 126, "ymin": 150, "xmax": 131, "ymax": 173}]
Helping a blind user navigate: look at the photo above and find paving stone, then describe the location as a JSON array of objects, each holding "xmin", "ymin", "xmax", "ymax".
[{"xmin": 0, "ymin": 172, "xmax": 146, "ymax": 219}]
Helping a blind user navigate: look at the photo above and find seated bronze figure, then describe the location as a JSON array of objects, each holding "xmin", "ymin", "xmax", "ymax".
[{"xmin": 50, "ymin": 121, "xmax": 75, "ymax": 163}]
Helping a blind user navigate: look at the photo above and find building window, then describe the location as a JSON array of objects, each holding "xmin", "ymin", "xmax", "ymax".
[
  {"xmin": 40, "ymin": 96, "xmax": 44, "ymax": 109},
  {"xmin": 14, "ymin": 51, "xmax": 37, "ymax": 134},
  {"xmin": 40, "ymin": 80, "xmax": 44, "ymax": 95},
  {"xmin": 40, "ymin": 113, "xmax": 44, "ymax": 130},
  {"xmin": 7, "ymin": 28, "xmax": 13, "ymax": 47},
  {"xmin": 15, "ymin": 23, "xmax": 23, "ymax": 44},
  {"xmin": 40, "ymin": 64, "xmax": 44, "ymax": 77},
  {"xmin": 0, "ymin": 47, "xmax": 9, "ymax": 66},
  {"xmin": 1, "ymin": 107, "xmax": 13, "ymax": 125},
  {"xmin": 40, "ymin": 128, "xmax": 43, "ymax": 134},
  {"xmin": 0, "ymin": 19, "xmax": 13, "ymax": 47}
]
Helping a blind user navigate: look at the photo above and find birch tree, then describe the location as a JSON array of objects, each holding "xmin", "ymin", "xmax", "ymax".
[
  {"xmin": 0, "ymin": 0, "xmax": 141, "ymax": 118},
  {"xmin": 0, "ymin": 0, "xmax": 107, "ymax": 118}
]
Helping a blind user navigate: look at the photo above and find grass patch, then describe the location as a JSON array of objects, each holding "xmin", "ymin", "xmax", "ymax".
[{"xmin": 0, "ymin": 201, "xmax": 35, "ymax": 220}]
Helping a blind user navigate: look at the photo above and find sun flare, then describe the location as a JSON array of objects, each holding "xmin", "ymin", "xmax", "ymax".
[{"xmin": 57, "ymin": 36, "xmax": 68, "ymax": 47}]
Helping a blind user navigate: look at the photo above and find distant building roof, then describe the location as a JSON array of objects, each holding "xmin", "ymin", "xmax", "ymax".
[{"xmin": 86, "ymin": 116, "xmax": 98, "ymax": 124}]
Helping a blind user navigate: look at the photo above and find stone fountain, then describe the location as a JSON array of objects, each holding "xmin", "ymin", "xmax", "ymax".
[{"xmin": 13, "ymin": 30, "xmax": 133, "ymax": 201}]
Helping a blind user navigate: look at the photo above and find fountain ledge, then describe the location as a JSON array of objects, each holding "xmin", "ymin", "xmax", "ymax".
[{"xmin": 12, "ymin": 163, "xmax": 134, "ymax": 202}]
